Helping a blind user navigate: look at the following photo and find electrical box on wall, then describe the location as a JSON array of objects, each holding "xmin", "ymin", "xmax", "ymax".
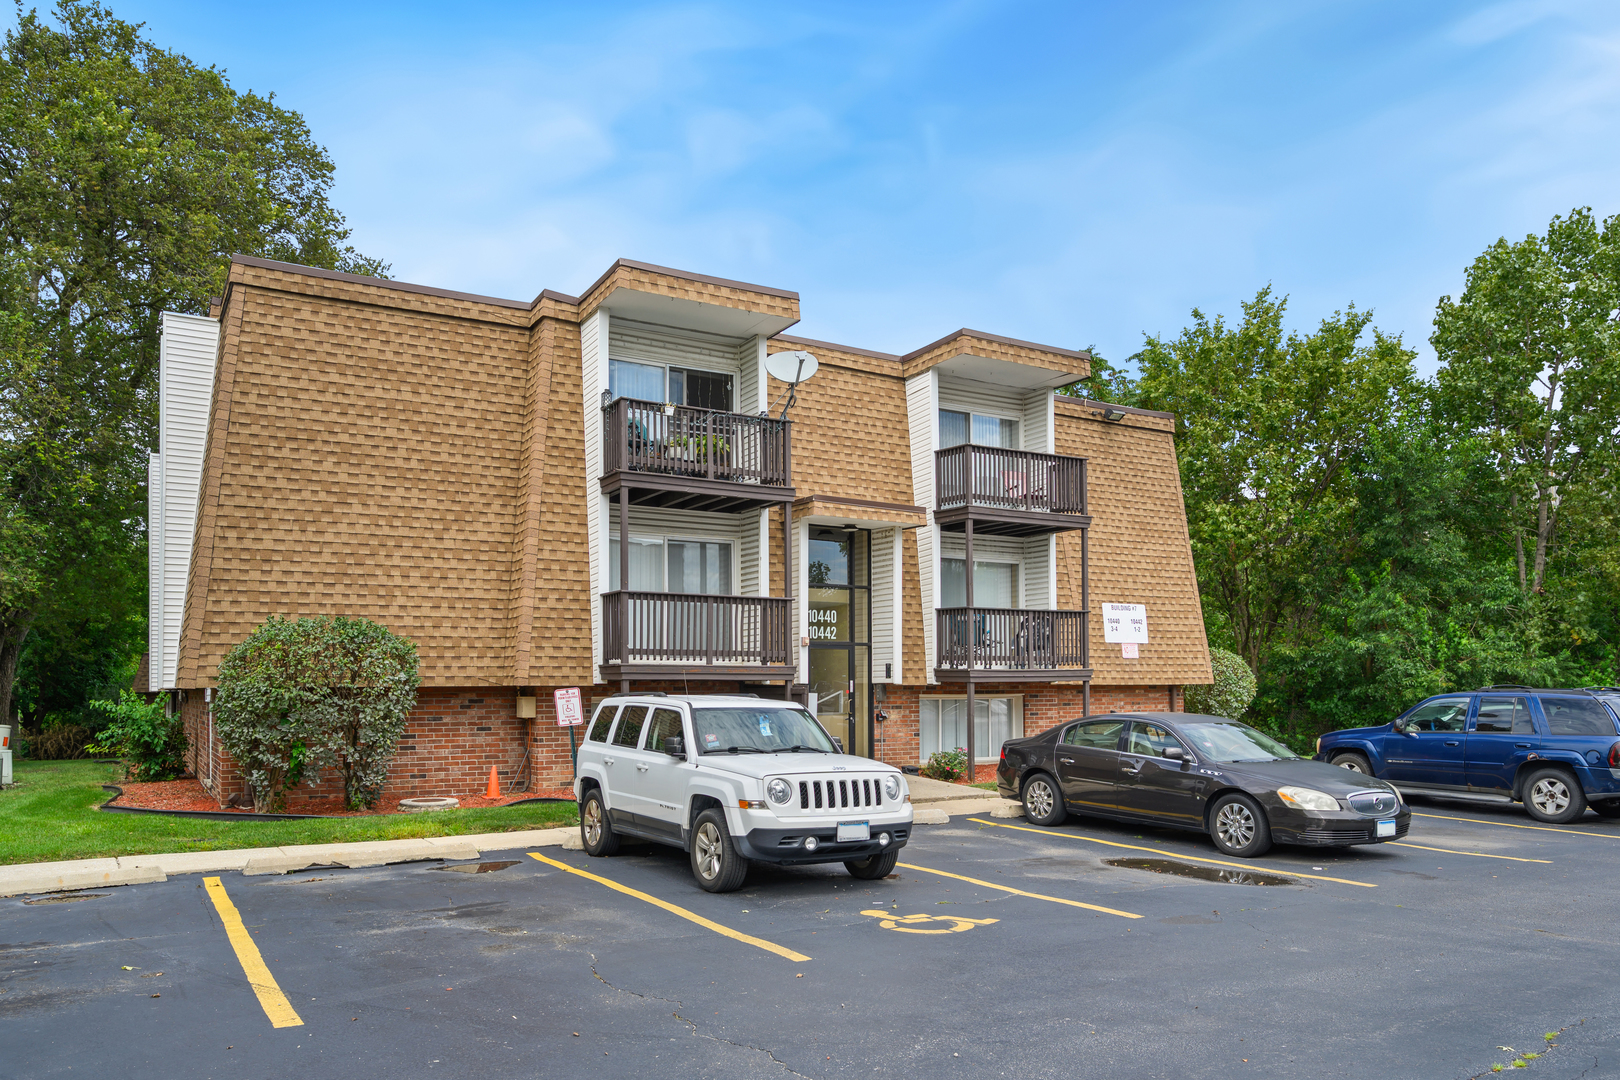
[{"xmin": 516, "ymin": 695, "xmax": 537, "ymax": 719}]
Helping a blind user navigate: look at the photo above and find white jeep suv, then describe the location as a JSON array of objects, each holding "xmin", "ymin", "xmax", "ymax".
[{"xmin": 574, "ymin": 693, "xmax": 913, "ymax": 892}]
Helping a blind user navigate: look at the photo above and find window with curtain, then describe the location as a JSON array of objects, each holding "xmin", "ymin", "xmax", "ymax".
[
  {"xmin": 610, "ymin": 536, "xmax": 732, "ymax": 595},
  {"xmin": 919, "ymin": 697, "xmax": 1022, "ymax": 763},
  {"xmin": 939, "ymin": 408, "xmax": 1019, "ymax": 449},
  {"xmin": 608, "ymin": 359, "xmax": 733, "ymax": 411},
  {"xmin": 940, "ymin": 559, "xmax": 1018, "ymax": 608}
]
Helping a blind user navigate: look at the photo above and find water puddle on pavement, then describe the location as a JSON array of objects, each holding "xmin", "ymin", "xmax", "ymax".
[
  {"xmin": 436, "ymin": 861, "xmax": 520, "ymax": 874},
  {"xmin": 22, "ymin": 893, "xmax": 108, "ymax": 905},
  {"xmin": 1104, "ymin": 858, "xmax": 1294, "ymax": 886}
]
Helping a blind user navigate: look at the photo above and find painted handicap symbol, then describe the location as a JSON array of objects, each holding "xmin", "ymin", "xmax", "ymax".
[{"xmin": 860, "ymin": 909, "xmax": 999, "ymax": 934}]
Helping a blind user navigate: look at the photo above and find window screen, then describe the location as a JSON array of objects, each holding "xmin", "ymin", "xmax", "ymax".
[
  {"xmin": 611, "ymin": 705, "xmax": 648, "ymax": 747},
  {"xmin": 1539, "ymin": 697, "xmax": 1618, "ymax": 736}
]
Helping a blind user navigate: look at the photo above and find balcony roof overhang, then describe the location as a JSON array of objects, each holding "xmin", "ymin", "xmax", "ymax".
[
  {"xmin": 934, "ymin": 505, "xmax": 1091, "ymax": 537},
  {"xmin": 596, "ymin": 285, "xmax": 799, "ymax": 339},
  {"xmin": 602, "ymin": 471, "xmax": 796, "ymax": 513},
  {"xmin": 794, "ymin": 495, "xmax": 928, "ymax": 531},
  {"xmin": 929, "ymin": 351, "xmax": 1083, "ymax": 392}
]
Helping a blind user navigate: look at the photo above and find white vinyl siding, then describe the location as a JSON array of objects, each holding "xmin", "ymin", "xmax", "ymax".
[
  {"xmin": 738, "ymin": 509, "xmax": 764, "ymax": 597},
  {"xmin": 147, "ymin": 452, "xmax": 163, "ymax": 691},
  {"xmin": 870, "ymin": 527, "xmax": 898, "ymax": 682},
  {"xmin": 153, "ymin": 313, "xmax": 218, "ymax": 690},
  {"xmin": 1022, "ymin": 535, "xmax": 1055, "ymax": 610},
  {"xmin": 937, "ymin": 379, "xmax": 1026, "ymax": 425},
  {"xmin": 737, "ymin": 336, "xmax": 766, "ymax": 415},
  {"xmin": 611, "ymin": 318, "xmax": 745, "ymax": 379},
  {"xmin": 906, "ymin": 371, "xmax": 938, "ymax": 682},
  {"xmin": 1022, "ymin": 390, "xmax": 1054, "ymax": 454},
  {"xmin": 582, "ymin": 310, "xmax": 608, "ymax": 683}
]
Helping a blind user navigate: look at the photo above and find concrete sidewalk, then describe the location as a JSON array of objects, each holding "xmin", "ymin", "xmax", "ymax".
[
  {"xmin": 1, "ymin": 778, "xmax": 1023, "ymax": 897},
  {"xmin": 0, "ymin": 827, "xmax": 576, "ymax": 897}
]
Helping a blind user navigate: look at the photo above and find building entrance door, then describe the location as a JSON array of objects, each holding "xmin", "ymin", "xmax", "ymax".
[{"xmin": 807, "ymin": 527, "xmax": 871, "ymax": 757}]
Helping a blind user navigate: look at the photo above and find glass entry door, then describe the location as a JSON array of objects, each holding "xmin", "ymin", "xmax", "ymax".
[{"xmin": 807, "ymin": 527, "xmax": 872, "ymax": 757}]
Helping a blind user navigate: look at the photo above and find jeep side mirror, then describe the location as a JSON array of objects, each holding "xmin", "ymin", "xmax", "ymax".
[{"xmin": 663, "ymin": 736, "xmax": 685, "ymax": 758}]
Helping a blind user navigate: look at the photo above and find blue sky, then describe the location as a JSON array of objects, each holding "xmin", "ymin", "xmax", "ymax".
[{"xmin": 55, "ymin": 0, "xmax": 1620, "ymax": 373}]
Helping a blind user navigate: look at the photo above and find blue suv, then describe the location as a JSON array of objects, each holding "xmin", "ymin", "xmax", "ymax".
[{"xmin": 1314, "ymin": 688, "xmax": 1620, "ymax": 824}]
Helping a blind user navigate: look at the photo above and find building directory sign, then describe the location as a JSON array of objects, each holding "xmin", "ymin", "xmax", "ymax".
[{"xmin": 1102, "ymin": 603, "xmax": 1148, "ymax": 644}]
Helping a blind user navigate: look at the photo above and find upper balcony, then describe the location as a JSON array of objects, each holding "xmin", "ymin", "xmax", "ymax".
[
  {"xmin": 934, "ymin": 445, "xmax": 1091, "ymax": 537},
  {"xmin": 601, "ymin": 397, "xmax": 795, "ymax": 513}
]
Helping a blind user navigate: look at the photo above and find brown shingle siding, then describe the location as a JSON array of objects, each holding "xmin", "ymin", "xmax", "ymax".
[
  {"xmin": 180, "ymin": 283, "xmax": 530, "ymax": 687},
  {"xmin": 528, "ymin": 317, "xmax": 594, "ymax": 683},
  {"xmin": 1054, "ymin": 396, "xmax": 1210, "ymax": 687}
]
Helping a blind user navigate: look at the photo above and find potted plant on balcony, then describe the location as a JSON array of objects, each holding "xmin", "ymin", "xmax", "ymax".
[{"xmin": 669, "ymin": 433, "xmax": 731, "ymax": 461}]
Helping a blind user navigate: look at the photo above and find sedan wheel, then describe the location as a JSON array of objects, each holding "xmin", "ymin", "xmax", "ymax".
[
  {"xmin": 1523, "ymin": 767, "xmax": 1587, "ymax": 824},
  {"xmin": 1022, "ymin": 773, "xmax": 1066, "ymax": 827},
  {"xmin": 1208, "ymin": 793, "xmax": 1272, "ymax": 857}
]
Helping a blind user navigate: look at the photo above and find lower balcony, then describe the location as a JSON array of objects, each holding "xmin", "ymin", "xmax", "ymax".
[
  {"xmin": 601, "ymin": 591, "xmax": 796, "ymax": 682},
  {"xmin": 934, "ymin": 607, "xmax": 1092, "ymax": 682}
]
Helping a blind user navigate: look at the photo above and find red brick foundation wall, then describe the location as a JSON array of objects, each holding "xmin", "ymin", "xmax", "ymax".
[
  {"xmin": 873, "ymin": 682, "xmax": 1182, "ymax": 776},
  {"xmin": 179, "ymin": 679, "xmax": 1182, "ymax": 808}
]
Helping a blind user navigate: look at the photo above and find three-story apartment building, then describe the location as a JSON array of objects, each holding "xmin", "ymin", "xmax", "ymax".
[{"xmin": 150, "ymin": 256, "xmax": 1211, "ymax": 805}]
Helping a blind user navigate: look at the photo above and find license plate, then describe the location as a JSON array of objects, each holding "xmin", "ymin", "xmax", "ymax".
[
  {"xmin": 837, "ymin": 821, "xmax": 870, "ymax": 842},
  {"xmin": 1377, "ymin": 820, "xmax": 1396, "ymax": 838}
]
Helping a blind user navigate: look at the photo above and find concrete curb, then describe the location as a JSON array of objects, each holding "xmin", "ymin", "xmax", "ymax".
[{"xmin": 0, "ymin": 825, "xmax": 579, "ymax": 896}]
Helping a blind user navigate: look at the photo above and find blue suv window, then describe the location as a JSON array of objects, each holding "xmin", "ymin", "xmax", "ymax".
[
  {"xmin": 1403, "ymin": 697, "xmax": 1469, "ymax": 732},
  {"xmin": 1475, "ymin": 696, "xmax": 1534, "ymax": 734},
  {"xmin": 1538, "ymin": 697, "xmax": 1617, "ymax": 736}
]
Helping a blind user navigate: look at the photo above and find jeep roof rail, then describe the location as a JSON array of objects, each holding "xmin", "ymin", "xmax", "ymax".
[
  {"xmin": 1476, "ymin": 684, "xmax": 1534, "ymax": 691},
  {"xmin": 603, "ymin": 690, "xmax": 669, "ymax": 699}
]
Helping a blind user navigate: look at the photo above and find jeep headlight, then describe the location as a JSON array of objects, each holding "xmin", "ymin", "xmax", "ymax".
[
  {"xmin": 1277, "ymin": 786, "xmax": 1339, "ymax": 812},
  {"xmin": 883, "ymin": 774, "xmax": 901, "ymax": 800},
  {"xmin": 766, "ymin": 778, "xmax": 793, "ymax": 805}
]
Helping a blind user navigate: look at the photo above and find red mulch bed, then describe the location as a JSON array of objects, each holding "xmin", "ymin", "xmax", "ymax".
[{"xmin": 106, "ymin": 776, "xmax": 576, "ymax": 817}]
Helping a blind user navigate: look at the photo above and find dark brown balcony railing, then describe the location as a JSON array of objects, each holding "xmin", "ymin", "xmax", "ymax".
[
  {"xmin": 935, "ymin": 445, "xmax": 1087, "ymax": 515},
  {"xmin": 935, "ymin": 607, "xmax": 1089, "ymax": 671},
  {"xmin": 602, "ymin": 591, "xmax": 794, "ymax": 667},
  {"xmin": 603, "ymin": 397, "xmax": 791, "ymax": 487}
]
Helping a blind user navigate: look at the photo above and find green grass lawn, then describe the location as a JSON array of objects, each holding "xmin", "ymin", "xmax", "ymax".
[{"xmin": 0, "ymin": 759, "xmax": 579, "ymax": 866}]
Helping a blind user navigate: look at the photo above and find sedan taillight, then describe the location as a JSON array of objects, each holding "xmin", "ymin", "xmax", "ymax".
[{"xmin": 1610, "ymin": 742, "xmax": 1620, "ymax": 769}]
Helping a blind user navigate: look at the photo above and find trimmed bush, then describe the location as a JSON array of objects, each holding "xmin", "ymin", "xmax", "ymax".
[
  {"xmin": 1184, "ymin": 648, "xmax": 1259, "ymax": 720},
  {"xmin": 214, "ymin": 615, "xmax": 419, "ymax": 812},
  {"xmin": 86, "ymin": 691, "xmax": 187, "ymax": 780},
  {"xmin": 921, "ymin": 747, "xmax": 968, "ymax": 782}
]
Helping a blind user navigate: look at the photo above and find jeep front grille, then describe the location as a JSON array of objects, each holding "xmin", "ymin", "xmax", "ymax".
[{"xmin": 798, "ymin": 777, "xmax": 882, "ymax": 811}]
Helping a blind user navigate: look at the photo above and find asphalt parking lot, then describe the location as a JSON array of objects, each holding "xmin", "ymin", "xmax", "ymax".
[{"xmin": 5, "ymin": 799, "xmax": 1620, "ymax": 1080}]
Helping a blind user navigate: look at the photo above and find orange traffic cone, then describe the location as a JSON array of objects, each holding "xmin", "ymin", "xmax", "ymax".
[{"xmin": 485, "ymin": 765, "xmax": 501, "ymax": 800}]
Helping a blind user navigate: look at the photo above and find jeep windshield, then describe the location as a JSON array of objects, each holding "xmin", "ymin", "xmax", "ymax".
[
  {"xmin": 1178, "ymin": 721, "xmax": 1299, "ymax": 763},
  {"xmin": 691, "ymin": 708, "xmax": 838, "ymax": 755}
]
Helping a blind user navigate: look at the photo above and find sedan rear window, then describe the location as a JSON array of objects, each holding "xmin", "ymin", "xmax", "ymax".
[
  {"xmin": 1178, "ymin": 722, "xmax": 1297, "ymax": 762},
  {"xmin": 1539, "ymin": 697, "xmax": 1619, "ymax": 736}
]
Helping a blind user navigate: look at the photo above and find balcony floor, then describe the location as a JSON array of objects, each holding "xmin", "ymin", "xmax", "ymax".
[
  {"xmin": 934, "ymin": 503, "xmax": 1091, "ymax": 537},
  {"xmin": 933, "ymin": 666, "xmax": 1094, "ymax": 683},
  {"xmin": 601, "ymin": 470, "xmax": 796, "ymax": 513},
  {"xmin": 602, "ymin": 661, "xmax": 798, "ymax": 683}
]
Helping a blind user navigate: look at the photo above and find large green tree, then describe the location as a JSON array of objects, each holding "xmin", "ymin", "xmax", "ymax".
[
  {"xmin": 1431, "ymin": 207, "xmax": 1620, "ymax": 597},
  {"xmin": 0, "ymin": 1, "xmax": 386, "ymax": 725},
  {"xmin": 1129, "ymin": 288, "xmax": 1420, "ymax": 676}
]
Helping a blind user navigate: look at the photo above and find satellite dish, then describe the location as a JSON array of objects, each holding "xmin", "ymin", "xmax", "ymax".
[{"xmin": 765, "ymin": 350, "xmax": 819, "ymax": 386}]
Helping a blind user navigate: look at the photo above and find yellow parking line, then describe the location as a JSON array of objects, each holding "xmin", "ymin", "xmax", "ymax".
[
  {"xmin": 969, "ymin": 818, "xmax": 1378, "ymax": 888},
  {"xmin": 899, "ymin": 862, "xmax": 1143, "ymax": 919},
  {"xmin": 202, "ymin": 877, "xmax": 303, "ymax": 1029},
  {"xmin": 527, "ymin": 852, "xmax": 811, "ymax": 962},
  {"xmin": 1413, "ymin": 812, "xmax": 1620, "ymax": 840},
  {"xmin": 1387, "ymin": 842, "xmax": 1551, "ymax": 863}
]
